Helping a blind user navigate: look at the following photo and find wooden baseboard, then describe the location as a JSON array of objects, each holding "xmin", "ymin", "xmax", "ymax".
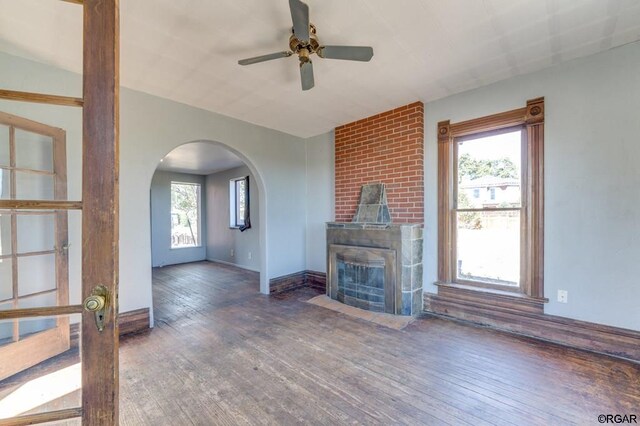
[
  {"xmin": 70, "ymin": 307, "xmax": 151, "ymax": 346},
  {"xmin": 270, "ymin": 270, "xmax": 326, "ymax": 294},
  {"xmin": 118, "ymin": 308, "xmax": 151, "ymax": 336},
  {"xmin": 424, "ymin": 291, "xmax": 640, "ymax": 363},
  {"xmin": 306, "ymin": 270, "xmax": 328, "ymax": 291}
]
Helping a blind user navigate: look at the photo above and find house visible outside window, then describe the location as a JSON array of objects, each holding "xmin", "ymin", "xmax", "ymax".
[
  {"xmin": 456, "ymin": 130, "xmax": 522, "ymax": 287},
  {"xmin": 438, "ymin": 98, "xmax": 545, "ymax": 299},
  {"xmin": 230, "ymin": 176, "xmax": 251, "ymax": 230},
  {"xmin": 170, "ymin": 182, "xmax": 201, "ymax": 248}
]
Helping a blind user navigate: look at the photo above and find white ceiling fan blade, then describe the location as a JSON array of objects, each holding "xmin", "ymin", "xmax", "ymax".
[
  {"xmin": 300, "ymin": 60, "xmax": 314, "ymax": 91},
  {"xmin": 289, "ymin": 0, "xmax": 310, "ymax": 43},
  {"xmin": 318, "ymin": 46, "xmax": 374, "ymax": 62},
  {"xmin": 238, "ymin": 51, "xmax": 292, "ymax": 66}
]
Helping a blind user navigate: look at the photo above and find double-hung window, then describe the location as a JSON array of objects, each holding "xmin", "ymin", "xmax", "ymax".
[
  {"xmin": 229, "ymin": 176, "xmax": 250, "ymax": 229},
  {"xmin": 438, "ymin": 98, "xmax": 544, "ymax": 298},
  {"xmin": 170, "ymin": 182, "xmax": 201, "ymax": 248}
]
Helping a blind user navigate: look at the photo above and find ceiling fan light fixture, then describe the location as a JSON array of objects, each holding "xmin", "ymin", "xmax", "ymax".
[{"xmin": 237, "ymin": 0, "xmax": 374, "ymax": 91}]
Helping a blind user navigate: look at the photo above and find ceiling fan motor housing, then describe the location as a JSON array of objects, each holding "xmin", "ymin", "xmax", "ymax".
[{"xmin": 290, "ymin": 23, "xmax": 320, "ymax": 62}]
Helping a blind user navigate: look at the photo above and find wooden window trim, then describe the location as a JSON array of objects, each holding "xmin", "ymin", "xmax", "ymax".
[{"xmin": 437, "ymin": 97, "xmax": 545, "ymax": 301}]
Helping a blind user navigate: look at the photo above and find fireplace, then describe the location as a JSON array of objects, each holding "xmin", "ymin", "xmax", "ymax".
[
  {"xmin": 327, "ymin": 184, "xmax": 423, "ymax": 316},
  {"xmin": 334, "ymin": 245, "xmax": 396, "ymax": 313}
]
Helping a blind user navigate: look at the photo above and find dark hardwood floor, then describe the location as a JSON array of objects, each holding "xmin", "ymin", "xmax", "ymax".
[{"xmin": 116, "ymin": 261, "xmax": 640, "ymax": 425}]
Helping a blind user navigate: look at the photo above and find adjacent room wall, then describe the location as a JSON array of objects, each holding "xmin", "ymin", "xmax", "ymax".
[
  {"xmin": 424, "ymin": 41, "xmax": 640, "ymax": 331},
  {"xmin": 0, "ymin": 51, "xmax": 309, "ymax": 322},
  {"xmin": 205, "ymin": 165, "xmax": 260, "ymax": 271},
  {"xmin": 150, "ymin": 170, "xmax": 207, "ymax": 267}
]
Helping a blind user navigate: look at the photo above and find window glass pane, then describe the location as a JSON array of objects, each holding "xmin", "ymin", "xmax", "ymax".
[
  {"xmin": 17, "ymin": 214, "xmax": 55, "ymax": 253},
  {"xmin": 0, "ymin": 214, "xmax": 10, "ymax": 256},
  {"xmin": 18, "ymin": 254, "xmax": 56, "ymax": 297},
  {"xmin": 0, "ymin": 124, "xmax": 9, "ymax": 167},
  {"xmin": 235, "ymin": 179, "xmax": 246, "ymax": 227},
  {"xmin": 15, "ymin": 129, "xmax": 54, "ymax": 172},
  {"xmin": 18, "ymin": 292, "xmax": 58, "ymax": 337},
  {"xmin": 456, "ymin": 210, "xmax": 520, "ymax": 286},
  {"xmin": 0, "ymin": 260, "xmax": 11, "ymax": 301},
  {"xmin": 15, "ymin": 172, "xmax": 54, "ymax": 200},
  {"xmin": 170, "ymin": 183, "xmax": 200, "ymax": 248},
  {"xmin": 457, "ymin": 130, "xmax": 521, "ymax": 208},
  {"xmin": 0, "ymin": 169, "xmax": 10, "ymax": 199}
]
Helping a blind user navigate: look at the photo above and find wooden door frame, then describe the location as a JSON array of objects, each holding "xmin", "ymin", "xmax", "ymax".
[{"xmin": 81, "ymin": 0, "xmax": 120, "ymax": 424}]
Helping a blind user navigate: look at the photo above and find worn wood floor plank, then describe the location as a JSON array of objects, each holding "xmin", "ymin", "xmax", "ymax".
[
  {"xmin": 3, "ymin": 261, "xmax": 637, "ymax": 425},
  {"xmin": 116, "ymin": 261, "xmax": 640, "ymax": 425}
]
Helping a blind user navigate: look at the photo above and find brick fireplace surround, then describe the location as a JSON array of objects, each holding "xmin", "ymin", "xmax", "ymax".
[
  {"xmin": 270, "ymin": 102, "xmax": 425, "ymax": 299},
  {"xmin": 334, "ymin": 102, "xmax": 424, "ymax": 223}
]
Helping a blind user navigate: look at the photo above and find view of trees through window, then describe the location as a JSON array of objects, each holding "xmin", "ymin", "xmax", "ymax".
[
  {"xmin": 171, "ymin": 182, "xmax": 200, "ymax": 248},
  {"xmin": 456, "ymin": 130, "xmax": 521, "ymax": 286}
]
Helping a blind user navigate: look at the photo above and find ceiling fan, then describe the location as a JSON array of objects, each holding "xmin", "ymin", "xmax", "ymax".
[{"xmin": 238, "ymin": 0, "xmax": 374, "ymax": 91}]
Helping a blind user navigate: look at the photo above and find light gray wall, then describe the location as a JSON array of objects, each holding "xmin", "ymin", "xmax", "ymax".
[
  {"xmin": 150, "ymin": 171, "xmax": 207, "ymax": 267},
  {"xmin": 0, "ymin": 51, "xmax": 309, "ymax": 324},
  {"xmin": 305, "ymin": 131, "xmax": 335, "ymax": 273},
  {"xmin": 424, "ymin": 41, "xmax": 640, "ymax": 331},
  {"xmin": 205, "ymin": 166, "xmax": 260, "ymax": 271}
]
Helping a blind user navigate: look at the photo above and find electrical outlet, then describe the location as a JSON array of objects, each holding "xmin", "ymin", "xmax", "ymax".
[
  {"xmin": 557, "ymin": 290, "xmax": 568, "ymax": 303},
  {"xmin": 230, "ymin": 249, "xmax": 234, "ymax": 257},
  {"xmin": 248, "ymin": 251, "xmax": 252, "ymax": 260}
]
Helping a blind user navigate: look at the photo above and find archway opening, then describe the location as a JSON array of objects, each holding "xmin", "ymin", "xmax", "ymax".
[{"xmin": 148, "ymin": 140, "xmax": 268, "ymax": 296}]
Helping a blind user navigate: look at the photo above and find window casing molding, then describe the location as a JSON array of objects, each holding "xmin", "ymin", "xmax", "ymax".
[
  {"xmin": 437, "ymin": 97, "xmax": 545, "ymax": 300},
  {"xmin": 170, "ymin": 181, "xmax": 202, "ymax": 249},
  {"xmin": 229, "ymin": 176, "xmax": 249, "ymax": 229}
]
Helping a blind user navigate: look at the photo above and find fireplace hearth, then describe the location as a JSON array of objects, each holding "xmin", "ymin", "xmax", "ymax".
[{"xmin": 326, "ymin": 184, "xmax": 423, "ymax": 316}]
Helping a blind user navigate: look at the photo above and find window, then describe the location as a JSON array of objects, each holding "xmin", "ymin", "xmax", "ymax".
[
  {"xmin": 230, "ymin": 176, "xmax": 251, "ymax": 230},
  {"xmin": 456, "ymin": 129, "xmax": 522, "ymax": 287},
  {"xmin": 438, "ymin": 98, "xmax": 544, "ymax": 298},
  {"xmin": 170, "ymin": 182, "xmax": 201, "ymax": 248}
]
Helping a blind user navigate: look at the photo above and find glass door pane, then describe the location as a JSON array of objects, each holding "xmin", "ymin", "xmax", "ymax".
[
  {"xmin": 16, "ymin": 172, "xmax": 55, "ymax": 200},
  {"xmin": 15, "ymin": 129, "xmax": 54, "ymax": 172},
  {"xmin": 0, "ymin": 170, "xmax": 9, "ymax": 200},
  {"xmin": 0, "ymin": 125, "xmax": 9, "ymax": 167}
]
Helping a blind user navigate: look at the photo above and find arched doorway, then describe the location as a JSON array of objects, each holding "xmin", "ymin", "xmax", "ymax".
[{"xmin": 149, "ymin": 140, "xmax": 268, "ymax": 294}]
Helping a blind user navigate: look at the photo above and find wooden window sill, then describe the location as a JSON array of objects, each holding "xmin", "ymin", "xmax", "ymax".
[{"xmin": 434, "ymin": 281, "xmax": 548, "ymax": 314}]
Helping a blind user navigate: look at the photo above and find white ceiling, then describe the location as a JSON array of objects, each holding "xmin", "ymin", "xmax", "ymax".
[
  {"xmin": 1, "ymin": 1, "xmax": 640, "ymax": 138},
  {"xmin": 156, "ymin": 142, "xmax": 244, "ymax": 175}
]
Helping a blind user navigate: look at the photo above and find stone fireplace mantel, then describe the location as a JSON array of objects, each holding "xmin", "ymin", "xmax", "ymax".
[{"xmin": 326, "ymin": 222, "xmax": 423, "ymax": 316}]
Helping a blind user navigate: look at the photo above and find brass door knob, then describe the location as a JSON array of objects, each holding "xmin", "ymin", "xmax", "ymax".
[
  {"xmin": 84, "ymin": 285, "xmax": 108, "ymax": 332},
  {"xmin": 84, "ymin": 295, "xmax": 105, "ymax": 312}
]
